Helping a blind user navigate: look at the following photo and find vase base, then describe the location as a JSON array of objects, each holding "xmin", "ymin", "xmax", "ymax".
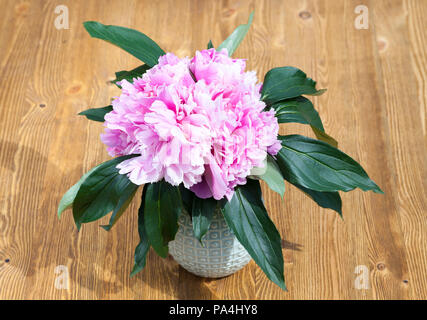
[
  {"xmin": 170, "ymin": 251, "xmax": 252, "ymax": 278},
  {"xmin": 168, "ymin": 210, "xmax": 252, "ymax": 279}
]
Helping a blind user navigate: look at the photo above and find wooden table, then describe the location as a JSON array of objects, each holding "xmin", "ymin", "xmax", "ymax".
[{"xmin": 0, "ymin": 0, "xmax": 425, "ymax": 300}]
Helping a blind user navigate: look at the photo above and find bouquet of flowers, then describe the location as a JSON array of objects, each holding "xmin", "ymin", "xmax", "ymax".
[{"xmin": 58, "ymin": 12, "xmax": 382, "ymax": 290}]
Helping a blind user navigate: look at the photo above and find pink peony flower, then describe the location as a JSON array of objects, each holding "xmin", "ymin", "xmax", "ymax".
[{"xmin": 101, "ymin": 49, "xmax": 281, "ymax": 200}]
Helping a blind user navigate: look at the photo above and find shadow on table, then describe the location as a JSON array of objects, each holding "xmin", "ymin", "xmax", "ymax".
[
  {"xmin": 131, "ymin": 239, "xmax": 303, "ymax": 300},
  {"xmin": 282, "ymin": 239, "xmax": 303, "ymax": 251}
]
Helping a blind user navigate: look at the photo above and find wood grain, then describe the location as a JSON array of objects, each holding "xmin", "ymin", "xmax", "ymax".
[{"xmin": 0, "ymin": 0, "xmax": 425, "ymax": 300}]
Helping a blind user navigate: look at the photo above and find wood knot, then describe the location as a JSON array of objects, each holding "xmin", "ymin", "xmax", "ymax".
[
  {"xmin": 377, "ymin": 38, "xmax": 388, "ymax": 52},
  {"xmin": 299, "ymin": 11, "xmax": 311, "ymax": 20},
  {"xmin": 4, "ymin": 258, "xmax": 10, "ymax": 263},
  {"xmin": 66, "ymin": 83, "xmax": 83, "ymax": 95},
  {"xmin": 403, "ymin": 279, "xmax": 409, "ymax": 284},
  {"xmin": 376, "ymin": 263, "xmax": 385, "ymax": 271},
  {"xmin": 223, "ymin": 8, "xmax": 236, "ymax": 18},
  {"xmin": 15, "ymin": 2, "xmax": 30, "ymax": 16},
  {"xmin": 39, "ymin": 103, "xmax": 46, "ymax": 108}
]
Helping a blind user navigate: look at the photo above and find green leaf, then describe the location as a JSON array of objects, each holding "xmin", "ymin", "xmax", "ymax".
[
  {"xmin": 57, "ymin": 164, "xmax": 102, "ymax": 218},
  {"xmin": 73, "ymin": 155, "xmax": 139, "ymax": 229},
  {"xmin": 144, "ymin": 181, "xmax": 182, "ymax": 258},
  {"xmin": 217, "ymin": 11, "xmax": 254, "ymax": 56},
  {"xmin": 112, "ymin": 64, "xmax": 150, "ymax": 87},
  {"xmin": 101, "ymin": 186, "xmax": 138, "ymax": 231},
  {"xmin": 249, "ymin": 157, "xmax": 267, "ymax": 177},
  {"xmin": 192, "ymin": 197, "xmax": 217, "ymax": 242},
  {"xmin": 83, "ymin": 21, "xmax": 165, "ymax": 67},
  {"xmin": 130, "ymin": 185, "xmax": 150, "ymax": 277},
  {"xmin": 261, "ymin": 67, "xmax": 326, "ymax": 105},
  {"xmin": 293, "ymin": 184, "xmax": 342, "ymax": 216},
  {"xmin": 273, "ymin": 96, "xmax": 338, "ymax": 147},
  {"xmin": 274, "ymin": 96, "xmax": 324, "ymax": 130},
  {"xmin": 258, "ymin": 155, "xmax": 285, "ymax": 198},
  {"xmin": 222, "ymin": 179, "xmax": 286, "ymax": 291},
  {"xmin": 207, "ymin": 40, "xmax": 214, "ymax": 49},
  {"xmin": 179, "ymin": 184, "xmax": 194, "ymax": 214},
  {"xmin": 78, "ymin": 105, "xmax": 113, "ymax": 122},
  {"xmin": 276, "ymin": 135, "xmax": 383, "ymax": 194}
]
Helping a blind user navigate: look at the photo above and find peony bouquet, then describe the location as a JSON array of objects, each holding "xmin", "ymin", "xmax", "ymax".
[{"xmin": 58, "ymin": 13, "xmax": 382, "ymax": 290}]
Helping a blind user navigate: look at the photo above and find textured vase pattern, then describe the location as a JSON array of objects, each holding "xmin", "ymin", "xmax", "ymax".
[{"xmin": 169, "ymin": 209, "xmax": 252, "ymax": 278}]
